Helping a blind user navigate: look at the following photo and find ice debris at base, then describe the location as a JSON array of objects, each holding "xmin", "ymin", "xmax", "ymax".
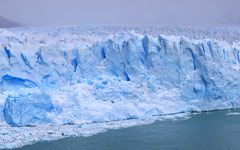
[
  {"xmin": 0, "ymin": 26, "xmax": 240, "ymax": 148},
  {"xmin": 0, "ymin": 114, "xmax": 189, "ymax": 149}
]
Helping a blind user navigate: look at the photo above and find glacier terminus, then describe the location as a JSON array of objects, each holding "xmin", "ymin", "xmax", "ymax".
[{"xmin": 0, "ymin": 26, "xmax": 240, "ymax": 148}]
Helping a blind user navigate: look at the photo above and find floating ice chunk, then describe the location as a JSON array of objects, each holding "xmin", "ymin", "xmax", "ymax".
[{"xmin": 226, "ymin": 112, "xmax": 240, "ymax": 115}]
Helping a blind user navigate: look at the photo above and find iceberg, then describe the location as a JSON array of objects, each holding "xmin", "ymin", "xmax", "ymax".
[{"xmin": 0, "ymin": 26, "xmax": 240, "ymax": 148}]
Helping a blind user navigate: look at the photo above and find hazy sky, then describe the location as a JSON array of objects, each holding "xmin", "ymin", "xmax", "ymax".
[{"xmin": 0, "ymin": 0, "xmax": 240, "ymax": 26}]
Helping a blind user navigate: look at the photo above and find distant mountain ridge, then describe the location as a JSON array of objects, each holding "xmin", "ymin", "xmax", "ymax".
[{"xmin": 0, "ymin": 16, "xmax": 20, "ymax": 28}]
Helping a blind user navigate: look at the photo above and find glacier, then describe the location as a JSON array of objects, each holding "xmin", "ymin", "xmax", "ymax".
[{"xmin": 0, "ymin": 26, "xmax": 240, "ymax": 148}]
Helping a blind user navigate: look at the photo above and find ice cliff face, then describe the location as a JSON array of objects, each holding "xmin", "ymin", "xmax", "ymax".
[{"xmin": 0, "ymin": 28, "xmax": 240, "ymax": 127}]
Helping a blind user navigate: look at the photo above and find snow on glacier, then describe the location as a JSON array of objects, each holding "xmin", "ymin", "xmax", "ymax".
[{"xmin": 0, "ymin": 26, "xmax": 240, "ymax": 148}]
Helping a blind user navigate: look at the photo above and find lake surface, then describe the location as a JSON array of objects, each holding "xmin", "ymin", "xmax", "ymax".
[{"xmin": 9, "ymin": 109, "xmax": 240, "ymax": 150}]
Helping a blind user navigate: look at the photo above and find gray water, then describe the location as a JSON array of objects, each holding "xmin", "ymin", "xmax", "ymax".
[{"xmin": 10, "ymin": 109, "xmax": 240, "ymax": 150}]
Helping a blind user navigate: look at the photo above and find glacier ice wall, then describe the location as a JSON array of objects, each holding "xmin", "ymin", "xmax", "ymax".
[{"xmin": 0, "ymin": 28, "xmax": 240, "ymax": 126}]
